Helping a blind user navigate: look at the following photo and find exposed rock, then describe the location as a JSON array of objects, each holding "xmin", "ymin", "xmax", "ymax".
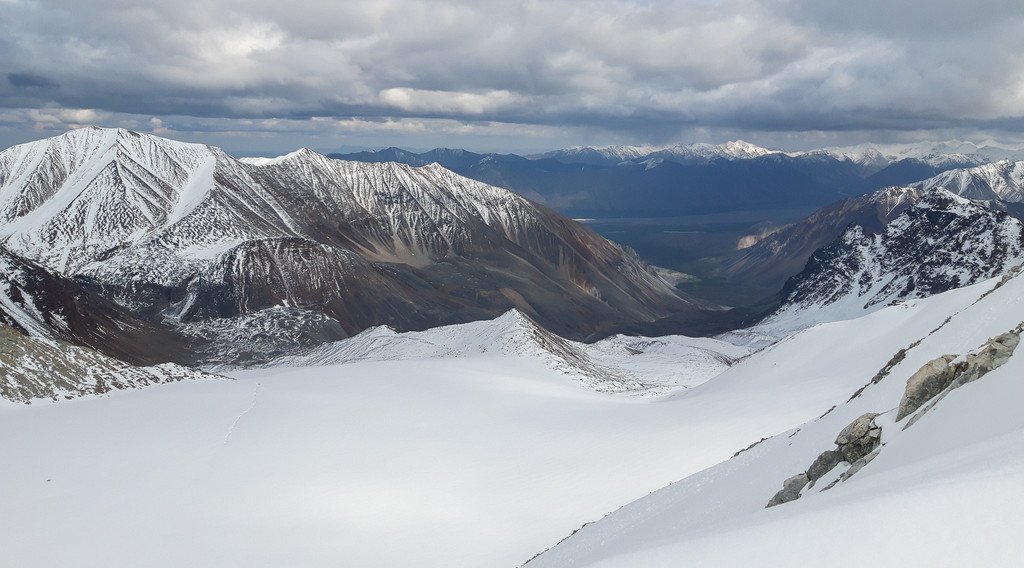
[
  {"xmin": 767, "ymin": 412, "xmax": 886, "ymax": 507},
  {"xmin": 823, "ymin": 447, "xmax": 882, "ymax": 491},
  {"xmin": 896, "ymin": 355, "xmax": 962, "ymax": 420},
  {"xmin": 836, "ymin": 412, "xmax": 882, "ymax": 462},
  {"xmin": 806, "ymin": 450, "xmax": 843, "ymax": 483},
  {"xmin": 903, "ymin": 329, "xmax": 1021, "ymax": 428},
  {"xmin": 767, "ymin": 473, "xmax": 809, "ymax": 508},
  {"xmin": 956, "ymin": 331, "xmax": 1020, "ymax": 385}
]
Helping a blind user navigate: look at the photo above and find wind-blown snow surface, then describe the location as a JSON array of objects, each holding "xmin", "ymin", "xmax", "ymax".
[{"xmin": 526, "ymin": 272, "xmax": 1024, "ymax": 567}]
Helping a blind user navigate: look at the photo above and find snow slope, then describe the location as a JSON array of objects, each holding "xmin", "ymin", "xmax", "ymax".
[
  {"xmin": 526, "ymin": 270, "xmax": 1024, "ymax": 567},
  {"xmin": 0, "ymin": 295, "xmax": 932, "ymax": 568}
]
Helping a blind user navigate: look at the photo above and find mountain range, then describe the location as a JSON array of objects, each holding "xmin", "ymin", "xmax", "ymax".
[
  {"xmin": 0, "ymin": 127, "xmax": 693, "ymax": 365},
  {"xmin": 3, "ymin": 128, "xmax": 1024, "ymax": 567},
  {"xmin": 330, "ymin": 140, "xmax": 1002, "ymax": 218}
]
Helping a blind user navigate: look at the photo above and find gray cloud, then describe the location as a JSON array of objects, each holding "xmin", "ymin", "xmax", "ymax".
[
  {"xmin": 1, "ymin": 0, "xmax": 1023, "ymax": 153},
  {"xmin": 7, "ymin": 72, "xmax": 60, "ymax": 89}
]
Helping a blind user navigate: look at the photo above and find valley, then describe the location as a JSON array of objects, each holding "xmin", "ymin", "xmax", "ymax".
[{"xmin": 2, "ymin": 128, "xmax": 1024, "ymax": 568}]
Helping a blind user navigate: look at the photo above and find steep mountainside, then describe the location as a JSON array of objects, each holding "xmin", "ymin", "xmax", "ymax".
[
  {"xmin": 0, "ymin": 324, "xmax": 216, "ymax": 403},
  {"xmin": 0, "ymin": 245, "xmax": 189, "ymax": 364},
  {"xmin": 0, "ymin": 128, "xmax": 689, "ymax": 363},
  {"xmin": 720, "ymin": 186, "xmax": 925, "ymax": 297},
  {"xmin": 769, "ymin": 189, "xmax": 1024, "ymax": 328}
]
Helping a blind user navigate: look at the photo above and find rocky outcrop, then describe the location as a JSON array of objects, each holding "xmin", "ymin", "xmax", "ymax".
[
  {"xmin": 806, "ymin": 450, "xmax": 844, "ymax": 483},
  {"xmin": 822, "ymin": 447, "xmax": 881, "ymax": 492},
  {"xmin": 0, "ymin": 324, "xmax": 217, "ymax": 403},
  {"xmin": 835, "ymin": 412, "xmax": 882, "ymax": 462},
  {"xmin": 767, "ymin": 473, "xmax": 810, "ymax": 507},
  {"xmin": 896, "ymin": 355, "xmax": 962, "ymax": 420},
  {"xmin": 767, "ymin": 413, "xmax": 883, "ymax": 508},
  {"xmin": 900, "ymin": 329, "xmax": 1021, "ymax": 427}
]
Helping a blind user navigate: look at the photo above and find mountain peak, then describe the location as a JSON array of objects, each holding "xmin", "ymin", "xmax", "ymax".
[{"xmin": 769, "ymin": 187, "xmax": 1024, "ymax": 330}]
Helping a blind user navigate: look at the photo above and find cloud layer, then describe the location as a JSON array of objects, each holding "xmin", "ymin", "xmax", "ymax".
[{"xmin": 1, "ymin": 0, "xmax": 1023, "ymax": 153}]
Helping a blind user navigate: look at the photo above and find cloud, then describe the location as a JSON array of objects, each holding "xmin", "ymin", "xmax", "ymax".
[
  {"xmin": 7, "ymin": 72, "xmax": 59, "ymax": 89},
  {"xmin": 0, "ymin": 0, "xmax": 1022, "ymax": 151}
]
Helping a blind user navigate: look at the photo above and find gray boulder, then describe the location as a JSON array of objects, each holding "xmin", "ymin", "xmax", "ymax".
[
  {"xmin": 904, "ymin": 330, "xmax": 1020, "ymax": 428},
  {"xmin": 806, "ymin": 450, "xmax": 843, "ymax": 482},
  {"xmin": 896, "ymin": 355, "xmax": 961, "ymax": 420},
  {"xmin": 836, "ymin": 412, "xmax": 881, "ymax": 462},
  {"xmin": 767, "ymin": 472, "xmax": 810, "ymax": 508}
]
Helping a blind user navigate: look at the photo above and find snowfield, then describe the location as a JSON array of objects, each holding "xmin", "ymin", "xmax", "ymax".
[
  {"xmin": 527, "ymin": 271, "xmax": 1024, "ymax": 567},
  {"xmin": 2, "ymin": 268, "xmax": 1022, "ymax": 567}
]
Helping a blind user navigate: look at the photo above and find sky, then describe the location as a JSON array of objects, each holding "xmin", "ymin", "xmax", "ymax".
[{"xmin": 1, "ymin": 0, "xmax": 1024, "ymax": 155}]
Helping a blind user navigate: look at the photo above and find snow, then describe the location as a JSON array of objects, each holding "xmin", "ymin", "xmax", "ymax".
[
  {"xmin": 5, "ymin": 271, "xmax": 1018, "ymax": 567},
  {"xmin": 526, "ymin": 270, "xmax": 1024, "ymax": 567},
  {"xmin": 164, "ymin": 153, "xmax": 216, "ymax": 226},
  {"xmin": 267, "ymin": 310, "xmax": 752, "ymax": 393},
  {"xmin": 0, "ymin": 303, "xmax": 840, "ymax": 568},
  {"xmin": 914, "ymin": 159, "xmax": 1024, "ymax": 202}
]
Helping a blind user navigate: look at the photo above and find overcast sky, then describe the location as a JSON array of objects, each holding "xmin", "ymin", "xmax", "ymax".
[{"xmin": 2, "ymin": 0, "xmax": 1023, "ymax": 155}]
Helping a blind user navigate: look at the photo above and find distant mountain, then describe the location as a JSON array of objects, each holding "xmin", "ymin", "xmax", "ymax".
[
  {"xmin": 846, "ymin": 156, "xmax": 983, "ymax": 195},
  {"xmin": 332, "ymin": 146, "xmax": 881, "ymax": 217},
  {"xmin": 913, "ymin": 159, "xmax": 1024, "ymax": 203},
  {"xmin": 720, "ymin": 186, "xmax": 926, "ymax": 299},
  {"xmin": 769, "ymin": 189, "xmax": 1024, "ymax": 328},
  {"xmin": 532, "ymin": 140, "xmax": 775, "ymax": 166},
  {"xmin": 0, "ymin": 128, "xmax": 691, "ymax": 364},
  {"xmin": 331, "ymin": 141, "xmax": 990, "ymax": 219}
]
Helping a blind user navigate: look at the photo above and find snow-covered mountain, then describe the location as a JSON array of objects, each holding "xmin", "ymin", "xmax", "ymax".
[
  {"xmin": 913, "ymin": 159, "xmax": 1024, "ymax": 203},
  {"xmin": 769, "ymin": 189, "xmax": 1024, "ymax": 329},
  {"xmin": 721, "ymin": 185, "xmax": 926, "ymax": 297},
  {"xmin": 818, "ymin": 139, "xmax": 1024, "ymax": 167},
  {"xmin": 0, "ymin": 245, "xmax": 190, "ymax": 364},
  {"xmin": 533, "ymin": 140, "xmax": 776, "ymax": 166},
  {"xmin": 0, "ymin": 127, "xmax": 690, "ymax": 363},
  {"xmin": 5, "ymin": 132, "xmax": 1024, "ymax": 567},
  {"xmin": 525, "ymin": 268, "xmax": 1024, "ymax": 568}
]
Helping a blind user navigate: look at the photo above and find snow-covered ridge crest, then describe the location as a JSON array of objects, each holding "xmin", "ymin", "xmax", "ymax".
[{"xmin": 267, "ymin": 309, "xmax": 751, "ymax": 394}]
